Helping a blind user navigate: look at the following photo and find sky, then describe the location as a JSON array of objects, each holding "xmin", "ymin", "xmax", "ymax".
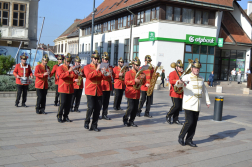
[
  {"xmin": 38, "ymin": 0, "xmax": 250, "ymax": 46},
  {"xmin": 37, "ymin": 0, "xmax": 104, "ymax": 46}
]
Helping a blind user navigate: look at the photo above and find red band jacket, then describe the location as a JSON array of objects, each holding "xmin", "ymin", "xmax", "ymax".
[
  {"xmin": 35, "ymin": 64, "xmax": 50, "ymax": 89},
  {"xmin": 140, "ymin": 67, "xmax": 154, "ymax": 91},
  {"xmin": 113, "ymin": 66, "xmax": 125, "ymax": 89},
  {"xmin": 73, "ymin": 67, "xmax": 85, "ymax": 89},
  {"xmin": 50, "ymin": 64, "xmax": 59, "ymax": 85},
  {"xmin": 57, "ymin": 64, "xmax": 75, "ymax": 94},
  {"xmin": 169, "ymin": 70, "xmax": 183, "ymax": 99},
  {"xmin": 13, "ymin": 63, "xmax": 33, "ymax": 85},
  {"xmin": 84, "ymin": 64, "xmax": 104, "ymax": 96},
  {"xmin": 125, "ymin": 69, "xmax": 145, "ymax": 99},
  {"xmin": 101, "ymin": 66, "xmax": 113, "ymax": 91}
]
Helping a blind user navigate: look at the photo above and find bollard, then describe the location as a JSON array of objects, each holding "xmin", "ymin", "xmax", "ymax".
[{"xmin": 213, "ymin": 96, "xmax": 224, "ymax": 121}]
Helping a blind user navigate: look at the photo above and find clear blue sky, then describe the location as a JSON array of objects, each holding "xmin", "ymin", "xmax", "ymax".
[
  {"xmin": 38, "ymin": 0, "xmax": 249, "ymax": 46},
  {"xmin": 37, "ymin": 0, "xmax": 104, "ymax": 46}
]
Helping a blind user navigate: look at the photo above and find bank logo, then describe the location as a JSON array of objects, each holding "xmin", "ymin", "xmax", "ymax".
[{"xmin": 188, "ymin": 36, "xmax": 214, "ymax": 44}]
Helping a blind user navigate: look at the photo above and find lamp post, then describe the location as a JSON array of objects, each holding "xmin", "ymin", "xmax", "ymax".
[
  {"xmin": 127, "ymin": 7, "xmax": 135, "ymax": 62},
  {"xmin": 90, "ymin": 0, "xmax": 96, "ymax": 59}
]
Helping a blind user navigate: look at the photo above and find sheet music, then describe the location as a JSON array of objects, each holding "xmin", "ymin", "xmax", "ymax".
[
  {"xmin": 157, "ymin": 62, "xmax": 162, "ymax": 67},
  {"xmin": 141, "ymin": 65, "xmax": 149, "ymax": 71},
  {"xmin": 100, "ymin": 63, "xmax": 109, "ymax": 69}
]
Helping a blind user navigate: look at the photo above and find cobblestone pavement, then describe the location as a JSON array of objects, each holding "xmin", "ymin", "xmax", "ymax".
[{"xmin": 0, "ymin": 88, "xmax": 252, "ymax": 167}]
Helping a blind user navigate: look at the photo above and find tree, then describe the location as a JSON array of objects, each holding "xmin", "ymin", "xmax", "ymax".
[{"xmin": 0, "ymin": 55, "xmax": 15, "ymax": 75}]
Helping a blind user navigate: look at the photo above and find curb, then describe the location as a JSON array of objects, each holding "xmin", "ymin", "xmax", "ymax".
[{"xmin": 0, "ymin": 91, "xmax": 56, "ymax": 98}]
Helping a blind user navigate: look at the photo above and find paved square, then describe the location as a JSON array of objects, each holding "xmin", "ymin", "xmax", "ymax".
[{"xmin": 0, "ymin": 89, "xmax": 252, "ymax": 167}]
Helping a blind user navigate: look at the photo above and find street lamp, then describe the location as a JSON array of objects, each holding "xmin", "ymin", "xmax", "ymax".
[{"xmin": 90, "ymin": 0, "xmax": 96, "ymax": 60}]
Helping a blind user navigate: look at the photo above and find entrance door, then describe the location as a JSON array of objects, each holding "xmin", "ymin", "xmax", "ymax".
[{"xmin": 220, "ymin": 58, "xmax": 230, "ymax": 80}]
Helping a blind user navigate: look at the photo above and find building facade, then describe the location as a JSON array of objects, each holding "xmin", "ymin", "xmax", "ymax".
[
  {"xmin": 0, "ymin": 0, "xmax": 39, "ymax": 49},
  {"xmin": 54, "ymin": 19, "xmax": 81, "ymax": 59},
  {"xmin": 78, "ymin": 0, "xmax": 252, "ymax": 81}
]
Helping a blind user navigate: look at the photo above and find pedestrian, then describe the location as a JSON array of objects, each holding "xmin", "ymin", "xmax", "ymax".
[
  {"xmin": 231, "ymin": 68, "xmax": 236, "ymax": 82},
  {"xmin": 160, "ymin": 69, "xmax": 165, "ymax": 88},
  {"xmin": 237, "ymin": 68, "xmax": 242, "ymax": 84},
  {"xmin": 208, "ymin": 71, "xmax": 214, "ymax": 87},
  {"xmin": 176, "ymin": 58, "xmax": 210, "ymax": 147},
  {"xmin": 246, "ymin": 68, "xmax": 251, "ymax": 81},
  {"xmin": 13, "ymin": 53, "xmax": 33, "ymax": 107}
]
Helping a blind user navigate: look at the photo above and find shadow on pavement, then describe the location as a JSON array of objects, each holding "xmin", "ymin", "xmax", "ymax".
[
  {"xmin": 195, "ymin": 128, "xmax": 246, "ymax": 144},
  {"xmin": 199, "ymin": 115, "xmax": 237, "ymax": 121}
]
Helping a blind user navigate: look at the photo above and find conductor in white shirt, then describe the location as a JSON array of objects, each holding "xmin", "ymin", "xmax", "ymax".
[{"xmin": 175, "ymin": 58, "xmax": 211, "ymax": 147}]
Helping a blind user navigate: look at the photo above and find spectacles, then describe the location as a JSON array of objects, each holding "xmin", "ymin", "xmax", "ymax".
[
  {"xmin": 58, "ymin": 59, "xmax": 62, "ymax": 60},
  {"xmin": 94, "ymin": 58, "xmax": 99, "ymax": 60}
]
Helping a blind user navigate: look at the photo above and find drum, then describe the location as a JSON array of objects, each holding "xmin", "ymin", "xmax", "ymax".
[{"xmin": 21, "ymin": 77, "xmax": 28, "ymax": 84}]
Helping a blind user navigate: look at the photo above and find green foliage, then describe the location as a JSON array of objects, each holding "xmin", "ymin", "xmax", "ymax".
[
  {"xmin": 47, "ymin": 61, "xmax": 58, "ymax": 72},
  {"xmin": 0, "ymin": 55, "xmax": 15, "ymax": 75},
  {"xmin": 0, "ymin": 75, "xmax": 57, "ymax": 91}
]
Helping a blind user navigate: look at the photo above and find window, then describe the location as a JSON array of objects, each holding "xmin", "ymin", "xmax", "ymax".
[
  {"xmin": 89, "ymin": 44, "xmax": 90, "ymax": 53},
  {"xmin": 0, "ymin": 2, "xmax": 9, "ymax": 25},
  {"xmin": 127, "ymin": 15, "xmax": 133, "ymax": 27},
  {"xmin": 65, "ymin": 43, "xmax": 67, "ymax": 53},
  {"xmin": 118, "ymin": 17, "xmax": 122, "ymax": 29},
  {"xmin": 13, "ymin": 3, "xmax": 26, "ymax": 27},
  {"xmin": 107, "ymin": 41, "xmax": 111, "ymax": 63},
  {"xmin": 124, "ymin": 39, "xmax": 129, "ymax": 62},
  {"xmin": 103, "ymin": 22, "xmax": 107, "ymax": 32},
  {"xmin": 114, "ymin": 40, "xmax": 119, "ymax": 66},
  {"xmin": 100, "ymin": 42, "xmax": 103, "ymax": 59},
  {"xmin": 174, "ymin": 7, "xmax": 181, "ymax": 21},
  {"xmin": 133, "ymin": 37, "xmax": 139, "ymax": 59},
  {"xmin": 61, "ymin": 44, "xmax": 63, "ymax": 53},
  {"xmin": 111, "ymin": 20, "xmax": 115, "ymax": 30},
  {"xmin": 123, "ymin": 16, "xmax": 127, "ymax": 27},
  {"xmin": 202, "ymin": 11, "xmax": 209, "ymax": 25},
  {"xmin": 137, "ymin": 11, "xmax": 144, "ymax": 25},
  {"xmin": 108, "ymin": 21, "xmax": 111, "ymax": 31},
  {"xmin": 85, "ymin": 27, "xmax": 91, "ymax": 35},
  {"xmin": 151, "ymin": 7, "xmax": 159, "ymax": 20},
  {"xmin": 195, "ymin": 10, "xmax": 201, "ymax": 24},
  {"xmin": 182, "ymin": 8, "xmax": 194, "ymax": 24},
  {"xmin": 184, "ymin": 45, "xmax": 215, "ymax": 81},
  {"xmin": 95, "ymin": 43, "xmax": 98, "ymax": 52},
  {"xmin": 85, "ymin": 44, "xmax": 87, "ymax": 53},
  {"xmin": 145, "ymin": 9, "xmax": 151, "ymax": 22},
  {"xmin": 82, "ymin": 44, "xmax": 84, "ymax": 53},
  {"xmin": 97, "ymin": 24, "xmax": 101, "ymax": 32},
  {"xmin": 166, "ymin": 6, "xmax": 173, "ymax": 20}
]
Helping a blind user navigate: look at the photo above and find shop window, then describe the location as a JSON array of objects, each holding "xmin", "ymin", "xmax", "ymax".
[
  {"xmin": 184, "ymin": 44, "xmax": 215, "ymax": 81},
  {"xmin": 145, "ymin": 9, "xmax": 151, "ymax": 22},
  {"xmin": 124, "ymin": 39, "xmax": 129, "ymax": 62},
  {"xmin": 114, "ymin": 40, "xmax": 119, "ymax": 66},
  {"xmin": 0, "ymin": 2, "xmax": 9, "ymax": 26},
  {"xmin": 107, "ymin": 41, "xmax": 111, "ymax": 63},
  {"xmin": 13, "ymin": 3, "xmax": 26, "ymax": 27},
  {"xmin": 182, "ymin": 8, "xmax": 194, "ymax": 24},
  {"xmin": 133, "ymin": 37, "xmax": 139, "ymax": 59},
  {"xmin": 166, "ymin": 6, "xmax": 173, "ymax": 20}
]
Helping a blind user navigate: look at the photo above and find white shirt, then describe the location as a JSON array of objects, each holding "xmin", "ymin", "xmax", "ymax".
[
  {"xmin": 175, "ymin": 73, "xmax": 211, "ymax": 112},
  {"xmin": 231, "ymin": 70, "xmax": 236, "ymax": 75},
  {"xmin": 246, "ymin": 70, "xmax": 251, "ymax": 74}
]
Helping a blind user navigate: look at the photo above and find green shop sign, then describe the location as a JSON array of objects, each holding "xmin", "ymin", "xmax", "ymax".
[{"xmin": 139, "ymin": 33, "xmax": 217, "ymax": 46}]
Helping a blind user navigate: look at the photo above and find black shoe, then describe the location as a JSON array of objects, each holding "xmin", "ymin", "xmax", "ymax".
[
  {"xmin": 136, "ymin": 112, "xmax": 141, "ymax": 117},
  {"xmin": 144, "ymin": 114, "xmax": 152, "ymax": 118},
  {"xmin": 124, "ymin": 121, "xmax": 129, "ymax": 127},
  {"xmin": 40, "ymin": 111, "xmax": 47, "ymax": 115},
  {"xmin": 84, "ymin": 123, "xmax": 89, "ymax": 129},
  {"xmin": 89, "ymin": 126, "xmax": 101, "ymax": 132},
  {"xmin": 21, "ymin": 104, "xmax": 27, "ymax": 107},
  {"xmin": 185, "ymin": 141, "xmax": 197, "ymax": 147},
  {"xmin": 166, "ymin": 117, "xmax": 173, "ymax": 124},
  {"xmin": 178, "ymin": 138, "xmax": 185, "ymax": 146},
  {"xmin": 118, "ymin": 107, "xmax": 123, "ymax": 111},
  {"xmin": 63, "ymin": 117, "xmax": 72, "ymax": 122},
  {"xmin": 75, "ymin": 109, "xmax": 81, "ymax": 113},
  {"xmin": 58, "ymin": 118, "xmax": 64, "ymax": 123},
  {"xmin": 54, "ymin": 103, "xmax": 58, "ymax": 106},
  {"xmin": 102, "ymin": 115, "xmax": 111, "ymax": 120},
  {"xmin": 15, "ymin": 103, "xmax": 18, "ymax": 107},
  {"xmin": 174, "ymin": 120, "xmax": 183, "ymax": 125},
  {"xmin": 36, "ymin": 110, "xmax": 40, "ymax": 114},
  {"xmin": 113, "ymin": 107, "xmax": 118, "ymax": 110},
  {"xmin": 128, "ymin": 122, "xmax": 138, "ymax": 127},
  {"xmin": 71, "ymin": 108, "xmax": 74, "ymax": 112}
]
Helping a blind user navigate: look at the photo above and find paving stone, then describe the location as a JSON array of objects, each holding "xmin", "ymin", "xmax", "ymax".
[
  {"xmin": 0, "ymin": 154, "xmax": 36, "ymax": 166},
  {"xmin": 1, "ymin": 145, "xmax": 17, "ymax": 150},
  {"xmin": 21, "ymin": 159, "xmax": 56, "ymax": 167},
  {"xmin": 52, "ymin": 155, "xmax": 83, "ymax": 163}
]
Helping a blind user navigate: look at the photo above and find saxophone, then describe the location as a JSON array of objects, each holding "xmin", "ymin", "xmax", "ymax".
[
  {"xmin": 147, "ymin": 62, "xmax": 162, "ymax": 96},
  {"xmin": 73, "ymin": 65, "xmax": 83, "ymax": 86}
]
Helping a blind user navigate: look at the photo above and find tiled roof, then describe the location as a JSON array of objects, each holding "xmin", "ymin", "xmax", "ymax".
[
  {"xmin": 219, "ymin": 27, "xmax": 234, "ymax": 43},
  {"xmin": 79, "ymin": 0, "xmax": 234, "ymax": 26},
  {"xmin": 56, "ymin": 19, "xmax": 82, "ymax": 39},
  {"xmin": 221, "ymin": 12, "xmax": 252, "ymax": 44}
]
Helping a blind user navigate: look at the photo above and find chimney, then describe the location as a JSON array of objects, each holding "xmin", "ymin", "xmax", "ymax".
[
  {"xmin": 247, "ymin": 1, "xmax": 252, "ymax": 16},
  {"xmin": 74, "ymin": 19, "xmax": 81, "ymax": 22}
]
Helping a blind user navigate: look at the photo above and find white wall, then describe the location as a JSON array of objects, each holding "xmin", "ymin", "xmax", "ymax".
[{"xmin": 231, "ymin": 2, "xmax": 252, "ymax": 39}]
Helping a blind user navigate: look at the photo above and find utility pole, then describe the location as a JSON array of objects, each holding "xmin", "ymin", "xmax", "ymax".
[{"xmin": 90, "ymin": 0, "xmax": 96, "ymax": 60}]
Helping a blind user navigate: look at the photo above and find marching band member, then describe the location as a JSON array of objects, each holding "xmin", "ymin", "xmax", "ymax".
[
  {"xmin": 100, "ymin": 52, "xmax": 113, "ymax": 120},
  {"xmin": 137, "ymin": 55, "xmax": 154, "ymax": 118},
  {"xmin": 71, "ymin": 56, "xmax": 84, "ymax": 113},
  {"xmin": 176, "ymin": 59, "xmax": 211, "ymax": 147},
  {"xmin": 166, "ymin": 60, "xmax": 184, "ymax": 125},
  {"xmin": 50, "ymin": 55, "xmax": 63, "ymax": 106},
  {"xmin": 13, "ymin": 53, "xmax": 33, "ymax": 107},
  {"xmin": 57, "ymin": 53, "xmax": 75, "ymax": 123},
  {"xmin": 34, "ymin": 54, "xmax": 50, "ymax": 114},
  {"xmin": 84, "ymin": 51, "xmax": 103, "ymax": 132},
  {"xmin": 112, "ymin": 57, "xmax": 125, "ymax": 110},
  {"xmin": 123, "ymin": 58, "xmax": 145, "ymax": 127}
]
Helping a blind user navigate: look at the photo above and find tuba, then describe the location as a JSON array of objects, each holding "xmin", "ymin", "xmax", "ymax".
[
  {"xmin": 119, "ymin": 62, "xmax": 129, "ymax": 81},
  {"xmin": 171, "ymin": 59, "xmax": 193, "ymax": 93},
  {"xmin": 147, "ymin": 62, "xmax": 162, "ymax": 96},
  {"xmin": 73, "ymin": 65, "xmax": 84, "ymax": 86}
]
